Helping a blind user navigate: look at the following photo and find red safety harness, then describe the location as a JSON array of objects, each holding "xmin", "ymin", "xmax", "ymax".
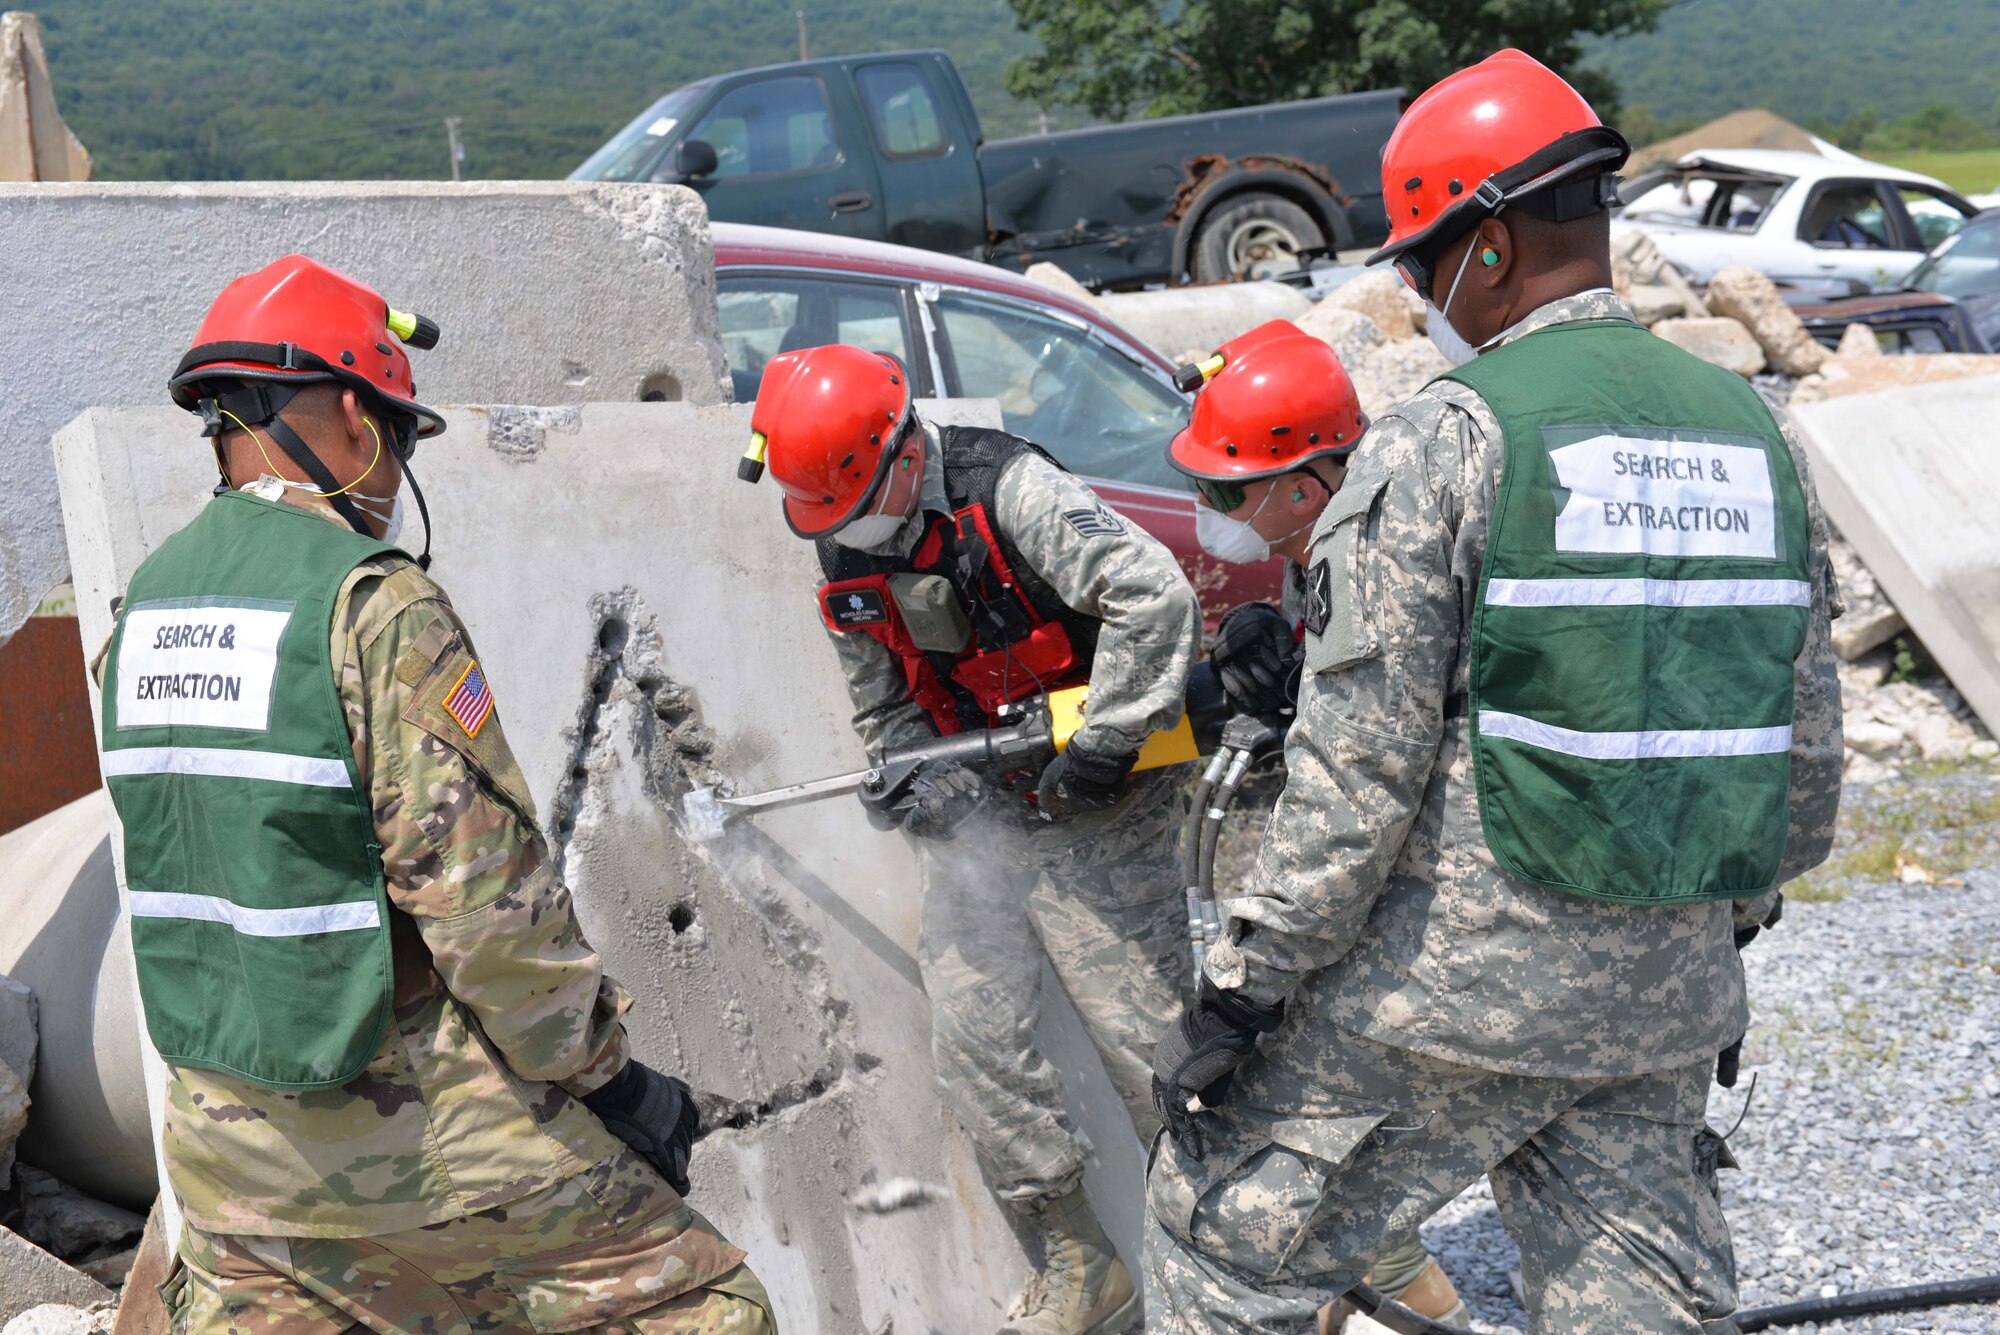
[{"xmin": 817, "ymin": 428, "xmax": 1097, "ymax": 736}]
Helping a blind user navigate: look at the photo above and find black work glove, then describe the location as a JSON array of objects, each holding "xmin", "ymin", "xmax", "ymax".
[
  {"xmin": 1211, "ymin": 602, "xmax": 1303, "ymax": 718},
  {"xmin": 581, "ymin": 1059, "xmax": 701, "ymax": 1196},
  {"xmin": 1034, "ymin": 736, "xmax": 1136, "ymax": 823},
  {"xmin": 1151, "ymin": 978, "xmax": 1286, "ymax": 1161},
  {"xmin": 858, "ymin": 758, "xmax": 986, "ymax": 839}
]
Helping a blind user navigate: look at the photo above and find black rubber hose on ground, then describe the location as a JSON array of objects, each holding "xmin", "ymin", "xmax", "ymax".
[
  {"xmin": 1343, "ymin": 1281, "xmax": 1478, "ymax": 1335},
  {"xmin": 1735, "ymin": 1274, "xmax": 2000, "ymax": 1330},
  {"xmin": 1340, "ymin": 1273, "xmax": 2000, "ymax": 1334}
]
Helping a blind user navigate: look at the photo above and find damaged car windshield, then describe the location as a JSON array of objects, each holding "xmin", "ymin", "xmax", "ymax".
[
  {"xmin": 569, "ymin": 84, "xmax": 710, "ymax": 182},
  {"xmin": 1904, "ymin": 214, "xmax": 2000, "ymax": 297}
]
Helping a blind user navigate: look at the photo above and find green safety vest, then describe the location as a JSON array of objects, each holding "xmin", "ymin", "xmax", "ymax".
[
  {"xmin": 100, "ymin": 491, "xmax": 401, "ymax": 1089},
  {"xmin": 1443, "ymin": 319, "xmax": 1812, "ymax": 904}
]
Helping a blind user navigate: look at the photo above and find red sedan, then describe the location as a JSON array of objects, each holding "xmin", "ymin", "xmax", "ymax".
[{"xmin": 712, "ymin": 222, "xmax": 1283, "ymax": 623}]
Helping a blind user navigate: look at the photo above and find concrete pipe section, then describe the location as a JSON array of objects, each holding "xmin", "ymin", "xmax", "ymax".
[{"xmin": 0, "ymin": 790, "xmax": 154, "ymax": 1207}]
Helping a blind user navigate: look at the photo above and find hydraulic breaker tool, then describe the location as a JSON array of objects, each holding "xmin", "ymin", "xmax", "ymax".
[{"xmin": 682, "ymin": 678, "xmax": 1228, "ymax": 844}]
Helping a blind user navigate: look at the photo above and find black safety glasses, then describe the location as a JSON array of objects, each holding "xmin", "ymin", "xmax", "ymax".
[
  {"xmin": 1195, "ymin": 477, "xmax": 1247, "ymax": 513},
  {"xmin": 1395, "ymin": 253, "xmax": 1436, "ymax": 306}
]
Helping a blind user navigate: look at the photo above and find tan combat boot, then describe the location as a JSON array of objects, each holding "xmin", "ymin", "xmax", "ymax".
[
  {"xmin": 999, "ymin": 1185, "xmax": 1140, "ymax": 1335},
  {"xmin": 1320, "ymin": 1259, "xmax": 1470, "ymax": 1333}
]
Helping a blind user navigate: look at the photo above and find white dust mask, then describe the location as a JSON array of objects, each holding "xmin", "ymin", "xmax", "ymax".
[
  {"xmin": 1195, "ymin": 502, "xmax": 1274, "ymax": 564},
  {"xmin": 1195, "ymin": 484, "xmax": 1314, "ymax": 565},
  {"xmin": 1424, "ymin": 300, "xmax": 1479, "ymax": 367},
  {"xmin": 832, "ymin": 511, "xmax": 908, "ymax": 550},
  {"xmin": 1425, "ymin": 228, "xmax": 1488, "ymax": 368}
]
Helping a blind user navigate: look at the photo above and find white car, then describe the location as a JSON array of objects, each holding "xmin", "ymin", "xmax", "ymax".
[{"xmin": 1612, "ymin": 149, "xmax": 1981, "ymax": 291}]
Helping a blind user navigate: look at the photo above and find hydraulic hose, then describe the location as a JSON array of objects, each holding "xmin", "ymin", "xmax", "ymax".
[
  {"xmin": 1184, "ymin": 752, "xmax": 1228, "ymax": 986},
  {"xmin": 1343, "ymin": 1282, "xmax": 1477, "ymax": 1335},
  {"xmin": 1735, "ymin": 1274, "xmax": 2000, "ymax": 1330},
  {"xmin": 1342, "ymin": 1271, "xmax": 2000, "ymax": 1333}
]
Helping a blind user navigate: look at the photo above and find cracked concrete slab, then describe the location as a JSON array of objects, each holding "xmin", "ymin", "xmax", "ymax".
[
  {"xmin": 0, "ymin": 181, "xmax": 729, "ymax": 644},
  {"xmin": 55, "ymin": 399, "xmax": 1153, "ymax": 1331}
]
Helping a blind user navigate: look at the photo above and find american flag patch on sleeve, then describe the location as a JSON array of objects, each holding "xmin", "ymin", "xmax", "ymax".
[
  {"xmin": 443, "ymin": 660, "xmax": 495, "ymax": 738},
  {"xmin": 1062, "ymin": 504, "xmax": 1126, "ymax": 538}
]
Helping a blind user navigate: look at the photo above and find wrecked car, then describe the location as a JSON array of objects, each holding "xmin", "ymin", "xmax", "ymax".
[
  {"xmin": 1613, "ymin": 149, "xmax": 1980, "ymax": 290},
  {"xmin": 570, "ymin": 48, "xmax": 1400, "ymax": 288},
  {"xmin": 1788, "ymin": 207, "xmax": 2000, "ymax": 353}
]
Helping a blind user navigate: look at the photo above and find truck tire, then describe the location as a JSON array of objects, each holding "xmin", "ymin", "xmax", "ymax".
[{"xmin": 1190, "ymin": 192, "xmax": 1325, "ymax": 283}]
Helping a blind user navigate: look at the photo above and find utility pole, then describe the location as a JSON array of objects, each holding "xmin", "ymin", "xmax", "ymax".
[
  {"xmin": 444, "ymin": 116, "xmax": 463, "ymax": 182},
  {"xmin": 796, "ymin": 10, "xmax": 809, "ymax": 61}
]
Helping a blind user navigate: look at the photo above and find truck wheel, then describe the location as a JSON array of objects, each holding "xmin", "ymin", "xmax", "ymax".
[{"xmin": 1190, "ymin": 193, "xmax": 1325, "ymax": 283}]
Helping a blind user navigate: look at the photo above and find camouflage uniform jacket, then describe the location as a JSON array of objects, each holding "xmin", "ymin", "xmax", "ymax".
[
  {"xmin": 109, "ymin": 483, "xmax": 635, "ymax": 1237},
  {"xmin": 1207, "ymin": 292, "xmax": 1844, "ymax": 1078},
  {"xmin": 826, "ymin": 421, "xmax": 1201, "ymax": 759}
]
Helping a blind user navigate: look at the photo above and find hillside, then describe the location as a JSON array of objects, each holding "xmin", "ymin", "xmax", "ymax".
[
  {"xmin": 1584, "ymin": 0, "xmax": 2000, "ymax": 131},
  {"xmin": 31, "ymin": 0, "xmax": 1059, "ymax": 181},
  {"xmin": 29, "ymin": 0, "xmax": 2000, "ymax": 182}
]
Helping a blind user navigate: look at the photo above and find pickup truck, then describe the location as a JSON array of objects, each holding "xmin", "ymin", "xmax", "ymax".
[{"xmin": 569, "ymin": 48, "xmax": 1401, "ymax": 290}]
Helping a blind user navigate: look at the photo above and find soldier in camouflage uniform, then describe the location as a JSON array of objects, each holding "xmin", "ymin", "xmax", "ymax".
[
  {"xmin": 1145, "ymin": 54, "xmax": 1843, "ymax": 1334},
  {"xmin": 744, "ymin": 345, "xmax": 1201, "ymax": 1335},
  {"xmin": 96, "ymin": 257, "xmax": 771, "ymax": 1333},
  {"xmin": 1163, "ymin": 321, "xmax": 1469, "ymax": 1334}
]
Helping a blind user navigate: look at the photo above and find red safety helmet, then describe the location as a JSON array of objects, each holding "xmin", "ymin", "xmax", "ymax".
[
  {"xmin": 1366, "ymin": 49, "xmax": 1629, "ymax": 279},
  {"xmin": 170, "ymin": 254, "xmax": 445, "ymax": 439},
  {"xmin": 742, "ymin": 344, "xmax": 915, "ymax": 538},
  {"xmin": 1167, "ymin": 320, "xmax": 1365, "ymax": 486}
]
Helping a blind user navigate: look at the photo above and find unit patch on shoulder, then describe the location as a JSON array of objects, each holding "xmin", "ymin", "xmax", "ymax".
[
  {"xmin": 443, "ymin": 659, "xmax": 496, "ymax": 738},
  {"xmin": 1304, "ymin": 560, "xmax": 1333, "ymax": 638},
  {"xmin": 1063, "ymin": 504, "xmax": 1126, "ymax": 538},
  {"xmin": 825, "ymin": 587, "xmax": 890, "ymax": 629}
]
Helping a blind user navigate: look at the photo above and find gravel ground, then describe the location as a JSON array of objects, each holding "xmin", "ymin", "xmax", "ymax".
[{"xmin": 1210, "ymin": 770, "xmax": 2000, "ymax": 1333}]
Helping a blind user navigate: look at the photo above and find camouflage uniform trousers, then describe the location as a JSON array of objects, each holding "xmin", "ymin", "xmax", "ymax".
[
  {"xmin": 918, "ymin": 766, "xmax": 1190, "ymax": 1203},
  {"xmin": 162, "ymin": 1152, "xmax": 774, "ymax": 1334},
  {"xmin": 1143, "ymin": 1029, "xmax": 1740, "ymax": 1335}
]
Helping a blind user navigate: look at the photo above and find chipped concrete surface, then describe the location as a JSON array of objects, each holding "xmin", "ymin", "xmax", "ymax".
[
  {"xmin": 0, "ymin": 181, "xmax": 728, "ymax": 644},
  {"xmin": 55, "ymin": 399, "xmax": 1152, "ymax": 1331}
]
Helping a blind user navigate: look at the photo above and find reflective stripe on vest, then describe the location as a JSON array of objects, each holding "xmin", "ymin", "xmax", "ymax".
[
  {"xmin": 101, "ymin": 491, "xmax": 402, "ymax": 1090},
  {"xmin": 1443, "ymin": 319, "xmax": 1813, "ymax": 905}
]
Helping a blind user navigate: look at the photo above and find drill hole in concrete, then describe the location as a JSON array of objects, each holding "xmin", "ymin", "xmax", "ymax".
[
  {"xmin": 639, "ymin": 372, "xmax": 681, "ymax": 403},
  {"xmin": 597, "ymin": 617, "xmax": 629, "ymax": 655},
  {"xmin": 668, "ymin": 902, "xmax": 695, "ymax": 934}
]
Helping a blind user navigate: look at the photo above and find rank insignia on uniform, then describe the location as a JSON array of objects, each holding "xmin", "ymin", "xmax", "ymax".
[
  {"xmin": 444, "ymin": 660, "xmax": 495, "ymax": 738},
  {"xmin": 1305, "ymin": 560, "xmax": 1333, "ymax": 638},
  {"xmin": 1062, "ymin": 504, "xmax": 1126, "ymax": 538}
]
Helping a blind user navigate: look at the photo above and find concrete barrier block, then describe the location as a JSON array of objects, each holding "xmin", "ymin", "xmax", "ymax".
[
  {"xmin": 1097, "ymin": 279, "xmax": 1311, "ymax": 358},
  {"xmin": 1793, "ymin": 377, "xmax": 2000, "ymax": 735},
  {"xmin": 56, "ymin": 400, "xmax": 1148, "ymax": 1332},
  {"xmin": 0, "ymin": 181, "xmax": 730, "ymax": 644}
]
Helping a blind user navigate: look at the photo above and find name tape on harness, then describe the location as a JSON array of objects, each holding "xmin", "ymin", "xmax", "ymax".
[
  {"xmin": 1551, "ymin": 435, "xmax": 1777, "ymax": 560},
  {"xmin": 116, "ymin": 602, "xmax": 293, "ymax": 732}
]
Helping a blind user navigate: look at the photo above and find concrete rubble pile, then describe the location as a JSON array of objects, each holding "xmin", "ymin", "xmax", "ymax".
[{"xmin": 0, "ymin": 972, "xmax": 128, "ymax": 1326}]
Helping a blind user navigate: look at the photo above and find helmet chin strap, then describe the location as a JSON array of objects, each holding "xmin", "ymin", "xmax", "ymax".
[
  {"xmin": 398, "ymin": 455, "xmax": 434, "ymax": 571},
  {"xmin": 259, "ymin": 411, "xmax": 380, "ymax": 542}
]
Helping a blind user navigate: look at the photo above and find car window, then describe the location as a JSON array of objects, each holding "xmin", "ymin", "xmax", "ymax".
[
  {"xmin": 855, "ymin": 63, "xmax": 948, "ymax": 160},
  {"xmin": 1898, "ymin": 187, "xmax": 1975, "ymax": 251},
  {"xmin": 1622, "ymin": 173, "xmax": 1780, "ymax": 232},
  {"xmin": 933, "ymin": 292, "xmax": 1191, "ymax": 491},
  {"xmin": 681, "ymin": 76, "xmax": 841, "ymax": 180},
  {"xmin": 1708, "ymin": 180, "xmax": 1781, "ymax": 232},
  {"xmin": 1801, "ymin": 184, "xmax": 1893, "ymax": 249},
  {"xmin": 717, "ymin": 274, "xmax": 915, "ymax": 402},
  {"xmin": 1905, "ymin": 216, "xmax": 2000, "ymax": 297}
]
